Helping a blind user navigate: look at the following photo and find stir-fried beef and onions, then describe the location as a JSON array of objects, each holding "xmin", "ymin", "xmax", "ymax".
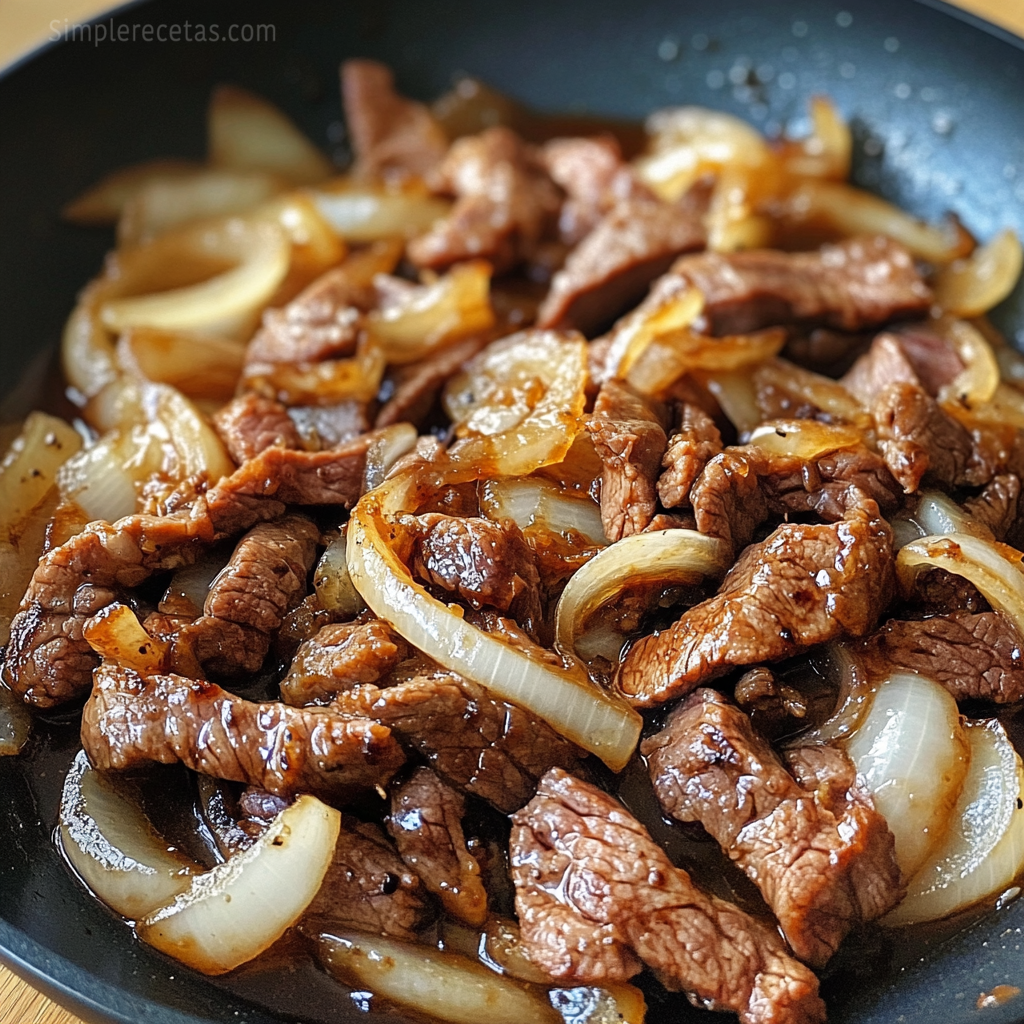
[{"xmin": 5, "ymin": 60, "xmax": 1024, "ymax": 1024}]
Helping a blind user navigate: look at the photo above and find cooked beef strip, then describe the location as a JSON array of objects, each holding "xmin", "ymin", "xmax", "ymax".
[
  {"xmin": 301, "ymin": 816, "xmax": 431, "ymax": 941},
  {"xmin": 510, "ymin": 768, "xmax": 825, "ymax": 1024},
  {"xmin": 734, "ymin": 666, "xmax": 809, "ymax": 734},
  {"xmin": 911, "ymin": 567, "xmax": 990, "ymax": 617},
  {"xmin": 642, "ymin": 689, "xmax": 903, "ymax": 967},
  {"xmin": 3, "ymin": 438, "xmax": 370, "ymax": 708},
  {"xmin": 964, "ymin": 474, "xmax": 1023, "ymax": 542},
  {"xmin": 658, "ymin": 403, "xmax": 724, "ymax": 508},
  {"xmin": 280, "ymin": 619, "xmax": 407, "ymax": 706},
  {"xmin": 840, "ymin": 333, "xmax": 922, "ymax": 407},
  {"xmin": 618, "ymin": 504, "xmax": 894, "ymax": 707},
  {"xmin": 82, "ymin": 663, "xmax": 405, "ymax": 799},
  {"xmin": 213, "ymin": 394, "xmax": 304, "ymax": 464},
  {"xmin": 857, "ymin": 611, "xmax": 1024, "ymax": 703},
  {"xmin": 587, "ymin": 380, "xmax": 669, "ymax": 541},
  {"xmin": 333, "ymin": 668, "xmax": 583, "ymax": 813},
  {"xmin": 690, "ymin": 443, "xmax": 902, "ymax": 558},
  {"xmin": 275, "ymin": 591, "xmax": 342, "ymax": 658},
  {"xmin": 661, "ymin": 236, "xmax": 931, "ymax": 337},
  {"xmin": 388, "ymin": 766, "xmax": 487, "ymax": 926},
  {"xmin": 407, "ymin": 127, "xmax": 561, "ymax": 273},
  {"xmin": 341, "ymin": 59, "xmax": 449, "ymax": 180},
  {"xmin": 537, "ymin": 195, "xmax": 707, "ymax": 336}
]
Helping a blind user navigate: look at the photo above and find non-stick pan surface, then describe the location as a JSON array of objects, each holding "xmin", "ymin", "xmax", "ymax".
[{"xmin": 3, "ymin": 1, "xmax": 1024, "ymax": 1022}]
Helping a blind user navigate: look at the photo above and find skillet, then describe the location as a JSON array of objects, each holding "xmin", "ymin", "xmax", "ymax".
[{"xmin": 3, "ymin": 0, "xmax": 1024, "ymax": 1021}]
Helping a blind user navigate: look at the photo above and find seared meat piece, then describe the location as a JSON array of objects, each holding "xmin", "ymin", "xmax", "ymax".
[
  {"xmin": 734, "ymin": 666, "xmax": 809, "ymax": 734},
  {"xmin": 407, "ymin": 127, "xmax": 561, "ymax": 273},
  {"xmin": 618, "ymin": 505, "xmax": 894, "ymax": 707},
  {"xmin": 587, "ymin": 381, "xmax": 669, "ymax": 541},
  {"xmin": 280, "ymin": 619, "xmax": 406, "ymax": 705},
  {"xmin": 333, "ymin": 669, "xmax": 583, "ymax": 813},
  {"xmin": 658, "ymin": 403, "xmax": 723, "ymax": 508},
  {"xmin": 857, "ymin": 611, "xmax": 1024, "ymax": 703},
  {"xmin": 691, "ymin": 443, "xmax": 902, "ymax": 557},
  {"xmin": 912, "ymin": 567, "xmax": 989, "ymax": 617},
  {"xmin": 388, "ymin": 766, "xmax": 487, "ymax": 926},
  {"xmin": 82, "ymin": 663, "xmax": 405, "ymax": 799},
  {"xmin": 663, "ymin": 236, "xmax": 930, "ymax": 336},
  {"xmin": 301, "ymin": 817, "xmax": 431, "ymax": 941},
  {"xmin": 213, "ymin": 394, "xmax": 303, "ymax": 464},
  {"xmin": 238, "ymin": 787, "xmax": 290, "ymax": 821},
  {"xmin": 510, "ymin": 769, "xmax": 825, "ymax": 1024},
  {"xmin": 964, "ymin": 474, "xmax": 1023, "ymax": 542},
  {"xmin": 400, "ymin": 513, "xmax": 542, "ymax": 630},
  {"xmin": 537, "ymin": 196, "xmax": 706, "ymax": 336},
  {"xmin": 841, "ymin": 330, "xmax": 964, "ymax": 406},
  {"xmin": 642, "ymin": 689, "xmax": 903, "ymax": 967},
  {"xmin": 341, "ymin": 59, "xmax": 448, "ymax": 180},
  {"xmin": 873, "ymin": 382, "xmax": 976, "ymax": 493}
]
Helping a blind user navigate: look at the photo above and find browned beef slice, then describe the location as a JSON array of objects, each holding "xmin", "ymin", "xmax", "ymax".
[
  {"xmin": 402, "ymin": 513, "xmax": 542, "ymax": 629},
  {"xmin": 642, "ymin": 689, "xmax": 903, "ymax": 967},
  {"xmin": 840, "ymin": 330, "xmax": 964, "ymax": 407},
  {"xmin": 618, "ymin": 505, "xmax": 894, "ymax": 707},
  {"xmin": 213, "ymin": 395, "xmax": 304, "ymax": 464},
  {"xmin": 665, "ymin": 236, "xmax": 931, "ymax": 336},
  {"xmin": 387, "ymin": 766, "xmax": 487, "ymax": 926},
  {"xmin": 280, "ymin": 619, "xmax": 406, "ymax": 705},
  {"xmin": 341, "ymin": 59, "xmax": 449, "ymax": 180},
  {"xmin": 82, "ymin": 663, "xmax": 405, "ymax": 799},
  {"xmin": 873, "ymin": 381, "xmax": 976, "ymax": 493},
  {"xmin": 912, "ymin": 567, "xmax": 990, "ymax": 617},
  {"xmin": 658, "ymin": 403, "xmax": 723, "ymax": 508},
  {"xmin": 301, "ymin": 816, "xmax": 431, "ymax": 940},
  {"xmin": 333, "ymin": 670, "xmax": 583, "ymax": 813},
  {"xmin": 587, "ymin": 380, "xmax": 668, "ymax": 541},
  {"xmin": 536, "ymin": 196, "xmax": 706, "ymax": 336},
  {"xmin": 964, "ymin": 474, "xmax": 1023, "ymax": 542},
  {"xmin": 857, "ymin": 611, "xmax": 1024, "ymax": 703},
  {"xmin": 691, "ymin": 443, "xmax": 902, "ymax": 557},
  {"xmin": 510, "ymin": 769, "xmax": 826, "ymax": 1024},
  {"xmin": 407, "ymin": 127, "xmax": 561, "ymax": 273}
]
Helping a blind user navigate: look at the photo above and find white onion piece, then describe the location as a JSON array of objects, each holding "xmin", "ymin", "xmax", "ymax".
[
  {"xmin": 844, "ymin": 673, "xmax": 969, "ymax": 880},
  {"xmin": 138, "ymin": 795, "xmax": 340, "ymax": 975},
  {"xmin": 319, "ymin": 932, "xmax": 562, "ymax": 1024},
  {"xmin": 479, "ymin": 478, "xmax": 606, "ymax": 547},
  {"xmin": 782, "ymin": 96, "xmax": 852, "ymax": 180},
  {"xmin": 752, "ymin": 358, "xmax": 869, "ymax": 429},
  {"xmin": 62, "ymin": 159, "xmax": 203, "ymax": 225},
  {"xmin": 312, "ymin": 186, "xmax": 450, "ymax": 241},
  {"xmin": 789, "ymin": 646, "xmax": 876, "ymax": 747},
  {"xmin": 748, "ymin": 420, "xmax": 863, "ymax": 460},
  {"xmin": 59, "ymin": 750, "xmax": 200, "ymax": 919},
  {"xmin": 314, "ymin": 530, "xmax": 366, "ymax": 617},
  {"xmin": 0, "ymin": 682, "xmax": 31, "ymax": 756},
  {"xmin": 933, "ymin": 229, "xmax": 1023, "ymax": 318},
  {"xmin": 364, "ymin": 423, "xmax": 419, "ymax": 492},
  {"xmin": 699, "ymin": 369, "xmax": 762, "ymax": 435},
  {"xmin": 346, "ymin": 471, "xmax": 642, "ymax": 770},
  {"xmin": 554, "ymin": 529, "xmax": 729, "ymax": 662},
  {"xmin": 913, "ymin": 491, "xmax": 994, "ymax": 545},
  {"xmin": 897, "ymin": 534, "xmax": 1024, "ymax": 637},
  {"xmin": 83, "ymin": 603, "xmax": 169, "ymax": 675},
  {"xmin": 885, "ymin": 718, "xmax": 1024, "ymax": 926},
  {"xmin": 933, "ymin": 317, "xmax": 1000, "ymax": 411},
  {"xmin": 57, "ymin": 437, "xmax": 138, "ymax": 523}
]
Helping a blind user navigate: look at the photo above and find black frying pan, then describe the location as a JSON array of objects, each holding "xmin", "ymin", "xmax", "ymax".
[{"xmin": 3, "ymin": 1, "xmax": 1024, "ymax": 1022}]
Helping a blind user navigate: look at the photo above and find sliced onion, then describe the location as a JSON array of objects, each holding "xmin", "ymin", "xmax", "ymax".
[
  {"xmin": 367, "ymin": 261, "xmax": 495, "ymax": 365},
  {"xmin": 892, "ymin": 491, "xmax": 995, "ymax": 552},
  {"xmin": 781, "ymin": 96, "xmax": 852, "ymax": 181},
  {"xmin": 443, "ymin": 331, "xmax": 589, "ymax": 479},
  {"xmin": 364, "ymin": 423, "xmax": 419, "ymax": 491},
  {"xmin": 208, "ymin": 85, "xmax": 333, "ymax": 186},
  {"xmin": 62, "ymin": 159, "xmax": 204, "ymax": 225},
  {"xmin": 83, "ymin": 603, "xmax": 169, "ymax": 675},
  {"xmin": 161, "ymin": 551, "xmax": 229, "ymax": 618},
  {"xmin": 59, "ymin": 750, "xmax": 200, "ymax": 919},
  {"xmin": 312, "ymin": 183, "xmax": 450, "ymax": 242},
  {"xmin": 346, "ymin": 471, "xmax": 642, "ymax": 770},
  {"xmin": 752, "ymin": 358, "xmax": 870, "ymax": 429},
  {"xmin": 931, "ymin": 317, "xmax": 1000, "ymax": 411},
  {"xmin": 789, "ymin": 646, "xmax": 876, "ymax": 746},
  {"xmin": 843, "ymin": 673, "xmax": 970, "ymax": 879},
  {"xmin": 885, "ymin": 718, "xmax": 1024, "ymax": 926},
  {"xmin": 0, "ymin": 681, "xmax": 31, "ymax": 756},
  {"xmin": 100, "ymin": 219, "xmax": 290, "ymax": 339},
  {"xmin": 698, "ymin": 369, "xmax": 762, "ymax": 435},
  {"xmin": 479, "ymin": 477, "xmax": 606, "ymax": 547},
  {"xmin": 314, "ymin": 529, "xmax": 367, "ymax": 617},
  {"xmin": 897, "ymin": 533, "xmax": 1024, "ymax": 636},
  {"xmin": 961, "ymin": 382, "xmax": 1024, "ymax": 431},
  {"xmin": 933, "ymin": 229, "xmax": 1023, "ymax": 318},
  {"xmin": 318, "ymin": 931, "xmax": 561, "ymax": 1024},
  {"xmin": 747, "ymin": 419, "xmax": 864, "ymax": 460},
  {"xmin": 137, "ymin": 795, "xmax": 340, "ymax": 974},
  {"xmin": 554, "ymin": 529, "xmax": 728, "ymax": 662}
]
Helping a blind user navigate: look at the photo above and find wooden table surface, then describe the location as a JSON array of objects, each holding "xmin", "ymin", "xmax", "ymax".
[{"xmin": 2, "ymin": 0, "xmax": 1024, "ymax": 1021}]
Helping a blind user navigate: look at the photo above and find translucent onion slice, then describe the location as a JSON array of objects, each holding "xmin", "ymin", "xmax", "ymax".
[
  {"xmin": 932, "ymin": 317, "xmax": 1000, "ymax": 411},
  {"xmin": 312, "ymin": 184, "xmax": 451, "ymax": 242},
  {"xmin": 554, "ymin": 529, "xmax": 729, "ymax": 662},
  {"xmin": 367, "ymin": 261, "xmax": 495, "ymax": 365},
  {"xmin": 897, "ymin": 534, "xmax": 1024, "ymax": 636},
  {"xmin": 346, "ymin": 471, "xmax": 642, "ymax": 770},
  {"xmin": 318, "ymin": 932, "xmax": 561, "ymax": 1024},
  {"xmin": 443, "ymin": 331, "xmax": 589, "ymax": 478},
  {"xmin": 933, "ymin": 229, "xmax": 1023, "ymax": 318},
  {"xmin": 0, "ymin": 682, "xmax": 31, "ymax": 756},
  {"xmin": 314, "ymin": 529, "xmax": 367, "ymax": 617},
  {"xmin": 83, "ymin": 603, "xmax": 169, "ymax": 676},
  {"xmin": 789, "ymin": 646, "xmax": 876, "ymax": 747},
  {"xmin": 781, "ymin": 96, "xmax": 852, "ymax": 181},
  {"xmin": 59, "ymin": 750, "xmax": 200, "ymax": 919},
  {"xmin": 752, "ymin": 358, "xmax": 870, "ymax": 429},
  {"xmin": 892, "ymin": 491, "xmax": 995, "ymax": 551},
  {"xmin": 479, "ymin": 478, "xmax": 607, "ymax": 547},
  {"xmin": 100, "ymin": 219, "xmax": 290, "ymax": 338},
  {"xmin": 698, "ymin": 369, "xmax": 762, "ymax": 435},
  {"xmin": 885, "ymin": 718, "xmax": 1024, "ymax": 926},
  {"xmin": 137, "ymin": 795, "xmax": 340, "ymax": 974},
  {"xmin": 844, "ymin": 673, "xmax": 970, "ymax": 879},
  {"xmin": 748, "ymin": 419, "xmax": 863, "ymax": 460},
  {"xmin": 364, "ymin": 423, "xmax": 419, "ymax": 491},
  {"xmin": 62, "ymin": 159, "xmax": 203, "ymax": 225}
]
